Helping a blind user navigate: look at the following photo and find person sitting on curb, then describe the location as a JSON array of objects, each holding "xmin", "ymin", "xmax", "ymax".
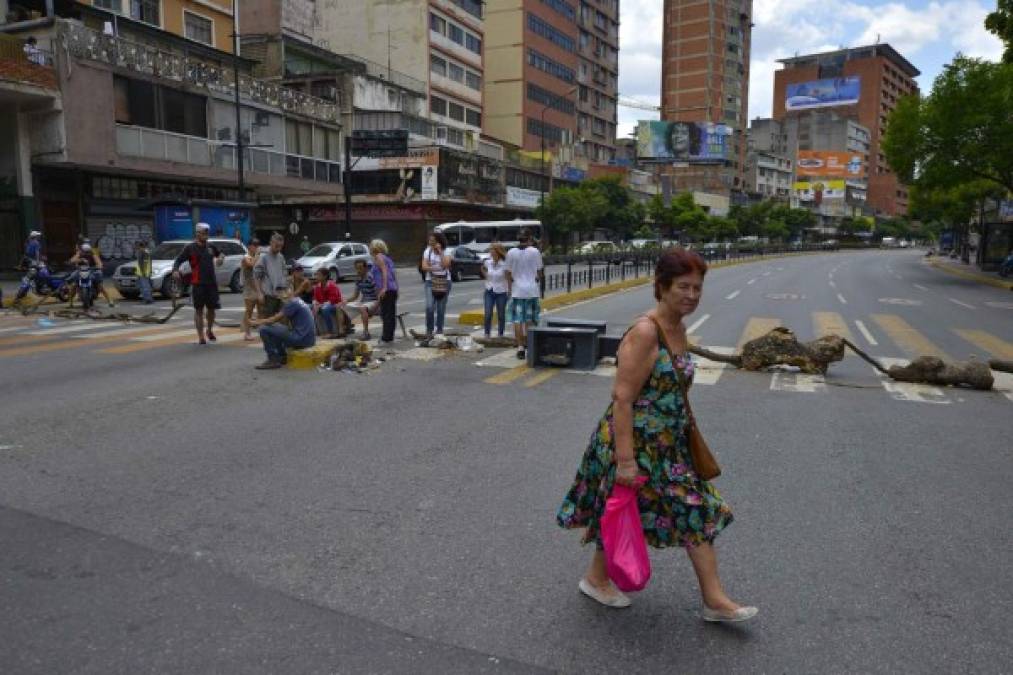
[
  {"xmin": 250, "ymin": 289, "xmax": 316, "ymax": 369},
  {"xmin": 312, "ymin": 268, "xmax": 345, "ymax": 338},
  {"xmin": 341, "ymin": 259, "xmax": 379, "ymax": 340}
]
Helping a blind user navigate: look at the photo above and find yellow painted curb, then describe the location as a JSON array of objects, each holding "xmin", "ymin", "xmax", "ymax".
[
  {"xmin": 286, "ymin": 341, "xmax": 339, "ymax": 369},
  {"xmin": 458, "ymin": 250, "xmax": 830, "ymax": 325},
  {"xmin": 927, "ymin": 260, "xmax": 1013, "ymax": 291}
]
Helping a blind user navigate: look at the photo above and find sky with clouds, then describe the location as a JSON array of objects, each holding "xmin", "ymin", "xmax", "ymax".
[{"xmin": 617, "ymin": 0, "xmax": 1004, "ymax": 137}]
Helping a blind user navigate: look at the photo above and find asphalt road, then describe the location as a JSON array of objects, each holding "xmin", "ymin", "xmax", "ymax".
[{"xmin": 1, "ymin": 250, "xmax": 1011, "ymax": 674}]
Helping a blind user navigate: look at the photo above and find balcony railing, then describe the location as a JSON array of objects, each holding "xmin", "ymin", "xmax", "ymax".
[
  {"xmin": 114, "ymin": 124, "xmax": 342, "ymax": 184},
  {"xmin": 353, "ymin": 111, "xmax": 434, "ymax": 139},
  {"xmin": 62, "ymin": 22, "xmax": 339, "ymax": 123},
  {"xmin": 337, "ymin": 53, "xmax": 427, "ymax": 95}
]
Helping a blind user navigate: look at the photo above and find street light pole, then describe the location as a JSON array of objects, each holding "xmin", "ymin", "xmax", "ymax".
[{"xmin": 231, "ymin": 0, "xmax": 244, "ymax": 200}]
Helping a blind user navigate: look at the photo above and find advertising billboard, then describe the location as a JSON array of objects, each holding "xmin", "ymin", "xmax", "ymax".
[
  {"xmin": 786, "ymin": 77, "xmax": 861, "ymax": 111},
  {"xmin": 793, "ymin": 180, "xmax": 846, "ymax": 205},
  {"xmin": 636, "ymin": 121, "xmax": 733, "ymax": 162},
  {"xmin": 796, "ymin": 150, "xmax": 865, "ymax": 179}
]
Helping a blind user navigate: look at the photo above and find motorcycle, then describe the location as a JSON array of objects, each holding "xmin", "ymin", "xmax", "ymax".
[
  {"xmin": 999, "ymin": 253, "xmax": 1013, "ymax": 278},
  {"xmin": 76, "ymin": 262, "xmax": 96, "ymax": 311},
  {"xmin": 16, "ymin": 261, "xmax": 69, "ymax": 303}
]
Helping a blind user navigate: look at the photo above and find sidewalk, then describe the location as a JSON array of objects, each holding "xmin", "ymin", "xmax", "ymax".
[{"xmin": 925, "ymin": 257, "xmax": 1013, "ymax": 291}]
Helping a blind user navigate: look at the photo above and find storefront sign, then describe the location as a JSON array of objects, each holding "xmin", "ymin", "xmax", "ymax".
[
  {"xmin": 352, "ymin": 148, "xmax": 440, "ymax": 171},
  {"xmin": 506, "ymin": 186, "xmax": 541, "ymax": 208},
  {"xmin": 420, "ymin": 166, "xmax": 438, "ymax": 200}
]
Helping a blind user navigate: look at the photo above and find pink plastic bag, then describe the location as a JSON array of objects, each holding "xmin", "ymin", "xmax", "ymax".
[{"xmin": 600, "ymin": 475, "xmax": 651, "ymax": 592}]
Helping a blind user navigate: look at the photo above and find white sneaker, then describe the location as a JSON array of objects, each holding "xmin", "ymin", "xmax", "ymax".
[
  {"xmin": 578, "ymin": 578, "xmax": 632, "ymax": 608},
  {"xmin": 701, "ymin": 605, "xmax": 758, "ymax": 623}
]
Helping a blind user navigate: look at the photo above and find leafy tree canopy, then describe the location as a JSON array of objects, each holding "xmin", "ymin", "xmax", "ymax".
[{"xmin": 986, "ymin": 0, "xmax": 1013, "ymax": 64}]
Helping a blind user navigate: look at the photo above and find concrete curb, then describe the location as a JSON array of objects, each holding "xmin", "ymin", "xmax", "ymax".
[
  {"xmin": 286, "ymin": 341, "xmax": 340, "ymax": 369},
  {"xmin": 927, "ymin": 260, "xmax": 1013, "ymax": 291},
  {"xmin": 457, "ymin": 249, "xmax": 832, "ymax": 326}
]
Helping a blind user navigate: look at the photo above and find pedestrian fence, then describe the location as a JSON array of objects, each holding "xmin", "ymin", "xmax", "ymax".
[{"xmin": 539, "ymin": 244, "xmax": 836, "ymax": 297}]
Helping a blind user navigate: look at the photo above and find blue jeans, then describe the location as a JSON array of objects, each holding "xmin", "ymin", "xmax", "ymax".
[
  {"xmin": 483, "ymin": 289, "xmax": 508, "ymax": 336},
  {"xmin": 317, "ymin": 302, "xmax": 338, "ymax": 334},
  {"xmin": 138, "ymin": 276, "xmax": 153, "ymax": 303},
  {"xmin": 425, "ymin": 278, "xmax": 451, "ymax": 335},
  {"xmin": 259, "ymin": 324, "xmax": 314, "ymax": 360}
]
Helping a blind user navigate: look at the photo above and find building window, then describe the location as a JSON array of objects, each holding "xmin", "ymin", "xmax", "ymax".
[
  {"xmin": 430, "ymin": 13, "xmax": 446, "ymax": 34},
  {"xmin": 527, "ymin": 48, "xmax": 575, "ymax": 84},
  {"xmin": 94, "ymin": 0, "xmax": 122, "ymax": 10},
  {"xmin": 183, "ymin": 11, "xmax": 214, "ymax": 47},
  {"xmin": 448, "ymin": 102, "xmax": 465, "ymax": 122},
  {"xmin": 466, "ymin": 71, "xmax": 482, "ymax": 90},
  {"xmin": 450, "ymin": 0, "xmax": 483, "ymax": 19},
  {"xmin": 430, "ymin": 95, "xmax": 447, "ymax": 116},
  {"xmin": 527, "ymin": 117, "xmax": 566, "ymax": 143},
  {"xmin": 527, "ymin": 13, "xmax": 575, "ymax": 52},
  {"xmin": 448, "ymin": 23, "xmax": 464, "ymax": 45},
  {"xmin": 466, "ymin": 109, "xmax": 481, "ymax": 127},
  {"xmin": 541, "ymin": 0, "xmax": 576, "ymax": 21},
  {"xmin": 465, "ymin": 33, "xmax": 482, "ymax": 55},
  {"xmin": 527, "ymin": 83, "xmax": 575, "ymax": 115},
  {"xmin": 447, "ymin": 127, "xmax": 464, "ymax": 146},
  {"xmin": 448, "ymin": 62, "xmax": 465, "ymax": 83},
  {"xmin": 430, "ymin": 54, "xmax": 447, "ymax": 77},
  {"xmin": 114, "ymin": 76, "xmax": 207, "ymax": 138},
  {"xmin": 130, "ymin": 0, "xmax": 159, "ymax": 26}
]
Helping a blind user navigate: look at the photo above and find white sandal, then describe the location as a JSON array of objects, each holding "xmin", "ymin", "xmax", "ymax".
[{"xmin": 578, "ymin": 578, "xmax": 632, "ymax": 608}]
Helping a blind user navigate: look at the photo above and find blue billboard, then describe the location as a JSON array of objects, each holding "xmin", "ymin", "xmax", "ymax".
[
  {"xmin": 154, "ymin": 205, "xmax": 252, "ymax": 243},
  {"xmin": 635, "ymin": 121, "xmax": 733, "ymax": 162},
  {"xmin": 786, "ymin": 76, "xmax": 861, "ymax": 111}
]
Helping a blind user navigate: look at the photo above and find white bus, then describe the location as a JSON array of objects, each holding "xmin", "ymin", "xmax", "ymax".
[{"xmin": 433, "ymin": 219, "xmax": 542, "ymax": 256}]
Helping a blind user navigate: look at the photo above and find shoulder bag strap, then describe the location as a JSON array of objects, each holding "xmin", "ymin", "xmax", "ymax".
[{"xmin": 647, "ymin": 315, "xmax": 696, "ymax": 427}]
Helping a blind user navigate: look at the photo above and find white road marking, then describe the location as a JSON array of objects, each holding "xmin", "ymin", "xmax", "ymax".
[
  {"xmin": 725, "ymin": 290, "xmax": 741, "ymax": 300},
  {"xmin": 747, "ymin": 278, "xmax": 758, "ymax": 285},
  {"xmin": 991, "ymin": 371, "xmax": 1013, "ymax": 403},
  {"xmin": 25, "ymin": 322, "xmax": 122, "ymax": 336},
  {"xmin": 874, "ymin": 358, "xmax": 950, "ymax": 404},
  {"xmin": 837, "ymin": 293, "xmax": 847, "ymax": 305},
  {"xmin": 913, "ymin": 284, "xmax": 928, "ymax": 291},
  {"xmin": 686, "ymin": 313, "xmax": 710, "ymax": 334},
  {"xmin": 691, "ymin": 346, "xmax": 735, "ymax": 386},
  {"xmin": 894, "ymin": 274, "xmax": 904, "ymax": 280},
  {"xmin": 770, "ymin": 372, "xmax": 826, "ymax": 393},
  {"xmin": 948, "ymin": 298, "xmax": 976, "ymax": 310},
  {"xmin": 854, "ymin": 320, "xmax": 878, "ymax": 346},
  {"xmin": 829, "ymin": 280, "xmax": 837, "ymax": 289},
  {"xmin": 476, "ymin": 349, "xmax": 524, "ymax": 368}
]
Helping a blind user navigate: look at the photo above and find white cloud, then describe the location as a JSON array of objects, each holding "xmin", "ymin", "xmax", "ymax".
[{"xmin": 616, "ymin": 0, "xmax": 1003, "ymax": 136}]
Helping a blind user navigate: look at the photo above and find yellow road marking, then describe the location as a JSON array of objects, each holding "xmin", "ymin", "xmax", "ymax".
[
  {"xmin": 523, "ymin": 369, "xmax": 560, "ymax": 388},
  {"xmin": 812, "ymin": 312, "xmax": 855, "ymax": 342},
  {"xmin": 99, "ymin": 328, "xmax": 239, "ymax": 354},
  {"xmin": 0, "ymin": 333, "xmax": 62, "ymax": 348},
  {"xmin": 484, "ymin": 364, "xmax": 530, "ymax": 385},
  {"xmin": 737, "ymin": 317, "xmax": 781, "ymax": 348},
  {"xmin": 953, "ymin": 329, "xmax": 1013, "ymax": 360},
  {"xmin": 871, "ymin": 314, "xmax": 951, "ymax": 361},
  {"xmin": 0, "ymin": 327, "xmax": 171, "ymax": 358}
]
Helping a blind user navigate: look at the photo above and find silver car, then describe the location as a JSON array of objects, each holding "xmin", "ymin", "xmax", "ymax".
[
  {"xmin": 113, "ymin": 238, "xmax": 248, "ymax": 299},
  {"xmin": 295, "ymin": 241, "xmax": 372, "ymax": 281}
]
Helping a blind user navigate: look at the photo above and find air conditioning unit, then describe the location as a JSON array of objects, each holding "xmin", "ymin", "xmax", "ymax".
[{"xmin": 435, "ymin": 126, "xmax": 448, "ymax": 145}]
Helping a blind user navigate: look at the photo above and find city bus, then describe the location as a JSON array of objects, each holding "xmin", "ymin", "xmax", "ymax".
[{"xmin": 433, "ymin": 219, "xmax": 542, "ymax": 256}]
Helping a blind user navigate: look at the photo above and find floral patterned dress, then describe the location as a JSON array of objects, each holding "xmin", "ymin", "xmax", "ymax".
[{"xmin": 556, "ymin": 331, "xmax": 733, "ymax": 548}]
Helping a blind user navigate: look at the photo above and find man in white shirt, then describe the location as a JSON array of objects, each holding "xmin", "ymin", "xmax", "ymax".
[{"xmin": 504, "ymin": 228, "xmax": 544, "ymax": 360}]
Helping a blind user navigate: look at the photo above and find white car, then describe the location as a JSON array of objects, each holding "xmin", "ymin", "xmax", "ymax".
[
  {"xmin": 113, "ymin": 239, "xmax": 248, "ymax": 299},
  {"xmin": 576, "ymin": 241, "xmax": 619, "ymax": 255},
  {"xmin": 294, "ymin": 242, "xmax": 372, "ymax": 280}
]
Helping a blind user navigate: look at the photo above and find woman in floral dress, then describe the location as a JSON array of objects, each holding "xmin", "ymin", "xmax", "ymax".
[{"xmin": 557, "ymin": 248, "xmax": 758, "ymax": 623}]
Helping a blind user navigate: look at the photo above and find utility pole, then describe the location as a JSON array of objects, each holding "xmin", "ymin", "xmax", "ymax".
[
  {"xmin": 344, "ymin": 135, "xmax": 353, "ymax": 238},
  {"xmin": 231, "ymin": 0, "xmax": 244, "ymax": 200}
]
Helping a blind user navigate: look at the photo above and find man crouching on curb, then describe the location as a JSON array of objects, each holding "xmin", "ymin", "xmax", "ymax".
[{"xmin": 249, "ymin": 289, "xmax": 316, "ymax": 369}]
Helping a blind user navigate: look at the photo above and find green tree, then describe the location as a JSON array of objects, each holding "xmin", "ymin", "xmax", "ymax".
[
  {"xmin": 535, "ymin": 185, "xmax": 607, "ymax": 252},
  {"xmin": 986, "ymin": 0, "xmax": 1013, "ymax": 63},
  {"xmin": 708, "ymin": 216, "xmax": 739, "ymax": 241},
  {"xmin": 582, "ymin": 175, "xmax": 644, "ymax": 239},
  {"xmin": 882, "ymin": 57, "xmax": 1013, "ymax": 195},
  {"xmin": 771, "ymin": 205, "xmax": 816, "ymax": 239}
]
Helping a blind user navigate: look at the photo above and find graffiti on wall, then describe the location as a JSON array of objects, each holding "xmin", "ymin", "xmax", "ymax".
[{"xmin": 87, "ymin": 221, "xmax": 154, "ymax": 261}]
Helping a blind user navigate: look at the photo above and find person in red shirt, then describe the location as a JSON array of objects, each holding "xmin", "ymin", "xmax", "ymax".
[{"xmin": 312, "ymin": 268, "xmax": 345, "ymax": 337}]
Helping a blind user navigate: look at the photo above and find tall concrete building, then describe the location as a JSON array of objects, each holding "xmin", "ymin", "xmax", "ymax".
[
  {"xmin": 660, "ymin": 0, "xmax": 752, "ymax": 196},
  {"xmin": 312, "ymin": 0, "xmax": 485, "ymax": 152},
  {"xmin": 773, "ymin": 44, "xmax": 919, "ymax": 217},
  {"xmin": 76, "ymin": 0, "xmax": 236, "ymax": 52},
  {"xmin": 485, "ymin": 0, "xmax": 619, "ymax": 164}
]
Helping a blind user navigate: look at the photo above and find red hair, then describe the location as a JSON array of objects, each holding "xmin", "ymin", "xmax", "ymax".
[{"xmin": 654, "ymin": 247, "xmax": 707, "ymax": 300}]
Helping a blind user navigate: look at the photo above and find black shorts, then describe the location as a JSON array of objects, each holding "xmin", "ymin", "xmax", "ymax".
[{"xmin": 191, "ymin": 284, "xmax": 220, "ymax": 310}]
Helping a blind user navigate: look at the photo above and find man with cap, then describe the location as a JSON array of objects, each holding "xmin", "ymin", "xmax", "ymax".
[
  {"xmin": 24, "ymin": 230, "xmax": 42, "ymax": 267},
  {"xmin": 68, "ymin": 240, "xmax": 114, "ymax": 308},
  {"xmin": 172, "ymin": 223, "xmax": 224, "ymax": 344}
]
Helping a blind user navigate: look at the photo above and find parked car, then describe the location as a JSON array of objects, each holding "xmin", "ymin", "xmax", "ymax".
[
  {"xmin": 576, "ymin": 241, "xmax": 619, "ymax": 255},
  {"xmin": 294, "ymin": 241, "xmax": 372, "ymax": 281},
  {"xmin": 113, "ymin": 238, "xmax": 248, "ymax": 299},
  {"xmin": 444, "ymin": 246, "xmax": 484, "ymax": 281}
]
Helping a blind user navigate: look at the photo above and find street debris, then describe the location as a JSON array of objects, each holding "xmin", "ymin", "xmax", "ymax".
[
  {"xmin": 321, "ymin": 339, "xmax": 382, "ymax": 374},
  {"xmin": 690, "ymin": 326, "xmax": 996, "ymax": 391}
]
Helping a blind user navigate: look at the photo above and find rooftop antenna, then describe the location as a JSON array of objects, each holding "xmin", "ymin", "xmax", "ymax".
[{"xmin": 875, "ymin": 33, "xmax": 880, "ymax": 44}]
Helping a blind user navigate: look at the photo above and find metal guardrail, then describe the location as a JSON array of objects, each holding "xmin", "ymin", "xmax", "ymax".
[{"xmin": 539, "ymin": 244, "xmax": 838, "ymax": 296}]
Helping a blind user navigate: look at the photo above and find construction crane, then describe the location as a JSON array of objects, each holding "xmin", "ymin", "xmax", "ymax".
[{"xmin": 618, "ymin": 95, "xmax": 661, "ymax": 112}]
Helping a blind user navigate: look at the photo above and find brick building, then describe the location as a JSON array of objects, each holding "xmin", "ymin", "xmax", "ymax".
[{"xmin": 773, "ymin": 44, "xmax": 919, "ymax": 217}]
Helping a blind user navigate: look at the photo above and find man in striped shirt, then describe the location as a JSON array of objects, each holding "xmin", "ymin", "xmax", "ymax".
[{"xmin": 341, "ymin": 260, "xmax": 379, "ymax": 340}]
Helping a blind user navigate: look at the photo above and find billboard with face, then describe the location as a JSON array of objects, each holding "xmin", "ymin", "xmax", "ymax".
[
  {"xmin": 796, "ymin": 151, "xmax": 865, "ymax": 179},
  {"xmin": 636, "ymin": 121, "xmax": 733, "ymax": 161},
  {"xmin": 786, "ymin": 77, "xmax": 861, "ymax": 111}
]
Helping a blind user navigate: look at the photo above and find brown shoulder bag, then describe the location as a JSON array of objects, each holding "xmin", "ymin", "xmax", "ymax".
[{"xmin": 647, "ymin": 316, "xmax": 721, "ymax": 481}]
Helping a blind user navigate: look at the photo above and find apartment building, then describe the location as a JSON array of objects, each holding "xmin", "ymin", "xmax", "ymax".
[
  {"xmin": 744, "ymin": 150, "xmax": 792, "ymax": 201},
  {"xmin": 0, "ymin": 1, "xmax": 341, "ymax": 266},
  {"xmin": 76, "ymin": 0, "xmax": 236, "ymax": 52},
  {"xmin": 485, "ymin": 0, "xmax": 618, "ymax": 166},
  {"xmin": 660, "ymin": 0, "xmax": 752, "ymax": 196},
  {"xmin": 773, "ymin": 44, "xmax": 919, "ymax": 216}
]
